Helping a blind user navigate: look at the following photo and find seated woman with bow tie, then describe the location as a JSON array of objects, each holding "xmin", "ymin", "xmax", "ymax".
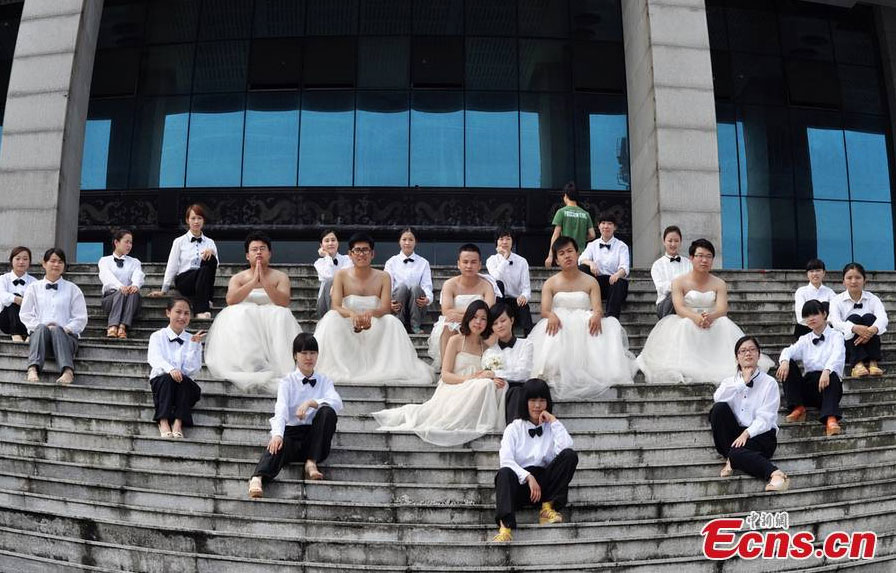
[
  {"xmin": 313, "ymin": 229, "xmax": 353, "ymax": 319},
  {"xmin": 0, "ymin": 246, "xmax": 37, "ymax": 343},
  {"xmin": 828, "ymin": 262, "xmax": 888, "ymax": 379},
  {"xmin": 492, "ymin": 378, "xmax": 578, "ymax": 543},
  {"xmin": 97, "ymin": 229, "xmax": 144, "ymax": 339}
]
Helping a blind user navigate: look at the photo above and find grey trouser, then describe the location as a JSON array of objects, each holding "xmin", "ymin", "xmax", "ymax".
[
  {"xmin": 102, "ymin": 290, "xmax": 142, "ymax": 326},
  {"xmin": 394, "ymin": 284, "xmax": 428, "ymax": 330},
  {"xmin": 316, "ymin": 279, "xmax": 334, "ymax": 319},
  {"xmin": 28, "ymin": 324, "xmax": 79, "ymax": 372}
]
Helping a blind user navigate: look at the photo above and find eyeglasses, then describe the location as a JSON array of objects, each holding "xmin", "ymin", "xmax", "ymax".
[
  {"xmin": 693, "ymin": 254, "xmax": 714, "ymax": 260},
  {"xmin": 737, "ymin": 347, "xmax": 759, "ymax": 355},
  {"xmin": 350, "ymin": 248, "xmax": 372, "ymax": 255}
]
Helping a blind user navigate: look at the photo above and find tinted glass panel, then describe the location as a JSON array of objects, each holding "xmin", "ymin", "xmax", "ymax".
[
  {"xmin": 186, "ymin": 93, "xmax": 245, "ymax": 187},
  {"xmin": 785, "ymin": 59, "xmax": 839, "ymax": 109},
  {"xmin": 358, "ymin": 37, "xmax": 409, "ymax": 89},
  {"xmin": 465, "ymin": 92, "xmax": 519, "ymax": 188},
  {"xmin": 306, "ymin": 0, "xmax": 359, "ymax": 35},
  {"xmin": 198, "ymin": 0, "xmax": 253, "ymax": 40},
  {"xmin": 717, "ymin": 105, "xmax": 739, "ymax": 196},
  {"xmin": 82, "ymin": 99, "xmax": 134, "ymax": 190},
  {"xmin": 466, "ymin": 0, "xmax": 516, "ymax": 37},
  {"xmin": 140, "ymin": 44, "xmax": 195, "ymax": 95},
  {"xmin": 466, "ymin": 38, "xmax": 517, "ymax": 90},
  {"xmin": 130, "ymin": 96, "xmax": 189, "ymax": 188},
  {"xmin": 576, "ymin": 95, "xmax": 628, "ymax": 191},
  {"xmin": 299, "ymin": 91, "xmax": 354, "ymax": 186},
  {"xmin": 360, "ymin": 0, "xmax": 411, "ymax": 34},
  {"xmin": 737, "ymin": 105, "xmax": 792, "ymax": 197},
  {"xmin": 852, "ymin": 202, "xmax": 895, "ymax": 270},
  {"xmin": 731, "ymin": 53, "xmax": 784, "ymax": 105},
  {"xmin": 520, "ymin": 93, "xmax": 573, "ymax": 189},
  {"xmin": 721, "ymin": 195, "xmax": 743, "ymax": 269},
  {"xmin": 570, "ymin": 0, "xmax": 622, "ymax": 42},
  {"xmin": 243, "ymin": 92, "xmax": 300, "ymax": 187},
  {"xmin": 355, "ymin": 92, "xmax": 409, "ymax": 186},
  {"xmin": 790, "ymin": 110, "xmax": 847, "ymax": 200},
  {"xmin": 839, "ymin": 65, "xmax": 883, "ymax": 115},
  {"xmin": 778, "ymin": 15, "xmax": 832, "ymax": 61},
  {"xmin": 413, "ymin": 0, "xmax": 463, "ymax": 35},
  {"xmin": 98, "ymin": 2, "xmax": 146, "ymax": 48},
  {"xmin": 520, "ymin": 40, "xmax": 570, "ymax": 92},
  {"xmin": 519, "ymin": 0, "xmax": 568, "ymax": 38},
  {"xmin": 146, "ymin": 0, "xmax": 199, "ymax": 44},
  {"xmin": 726, "ymin": 7, "xmax": 779, "ymax": 55},
  {"xmin": 249, "ymin": 38, "xmax": 302, "ymax": 90},
  {"xmin": 832, "ymin": 8, "xmax": 877, "ymax": 67},
  {"xmin": 192, "ymin": 41, "xmax": 249, "ymax": 93},
  {"xmin": 92, "ymin": 48, "xmax": 140, "ymax": 97},
  {"xmin": 796, "ymin": 200, "xmax": 852, "ymax": 270},
  {"xmin": 573, "ymin": 41, "xmax": 624, "ymax": 93},
  {"xmin": 254, "ymin": 0, "xmax": 305, "ymax": 37},
  {"xmin": 410, "ymin": 91, "xmax": 463, "ymax": 187},
  {"xmin": 845, "ymin": 119, "xmax": 891, "ymax": 202},
  {"xmin": 304, "ymin": 37, "xmax": 356, "ymax": 87},
  {"xmin": 742, "ymin": 197, "xmax": 797, "ymax": 269},
  {"xmin": 412, "ymin": 37, "xmax": 463, "ymax": 87}
]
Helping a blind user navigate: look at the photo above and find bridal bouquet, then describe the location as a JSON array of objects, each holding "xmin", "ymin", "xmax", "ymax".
[{"xmin": 481, "ymin": 349, "xmax": 504, "ymax": 371}]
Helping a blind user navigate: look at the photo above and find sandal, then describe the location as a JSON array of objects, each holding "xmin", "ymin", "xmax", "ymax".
[
  {"xmin": 171, "ymin": 431, "xmax": 184, "ymax": 439},
  {"xmin": 117, "ymin": 326, "xmax": 128, "ymax": 339},
  {"xmin": 765, "ymin": 472, "xmax": 790, "ymax": 492},
  {"xmin": 106, "ymin": 326, "xmax": 119, "ymax": 338},
  {"xmin": 719, "ymin": 461, "xmax": 733, "ymax": 478}
]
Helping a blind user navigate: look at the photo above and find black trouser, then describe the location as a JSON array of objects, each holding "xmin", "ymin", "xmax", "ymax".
[
  {"xmin": 0, "ymin": 303, "xmax": 26, "ymax": 337},
  {"xmin": 504, "ymin": 381, "xmax": 525, "ymax": 425},
  {"xmin": 783, "ymin": 361, "xmax": 842, "ymax": 423},
  {"xmin": 150, "ymin": 374, "xmax": 202, "ymax": 426},
  {"xmin": 844, "ymin": 313, "xmax": 882, "ymax": 365},
  {"xmin": 709, "ymin": 402, "xmax": 778, "ymax": 481},
  {"xmin": 496, "ymin": 280, "xmax": 533, "ymax": 336},
  {"xmin": 792, "ymin": 323, "xmax": 812, "ymax": 339},
  {"xmin": 494, "ymin": 448, "xmax": 578, "ymax": 529},
  {"xmin": 253, "ymin": 406, "xmax": 338, "ymax": 482},
  {"xmin": 577, "ymin": 265, "xmax": 628, "ymax": 318},
  {"xmin": 174, "ymin": 256, "xmax": 218, "ymax": 313}
]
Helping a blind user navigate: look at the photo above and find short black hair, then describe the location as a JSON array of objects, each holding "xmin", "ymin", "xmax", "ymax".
[
  {"xmin": 459, "ymin": 299, "xmax": 493, "ymax": 338},
  {"xmin": 663, "ymin": 225, "xmax": 682, "ymax": 240},
  {"xmin": 734, "ymin": 335, "xmax": 761, "ymax": 372},
  {"xmin": 597, "ymin": 212, "xmax": 617, "ymax": 226},
  {"xmin": 517, "ymin": 378, "xmax": 554, "ymax": 420},
  {"xmin": 399, "ymin": 227, "xmax": 417, "ymax": 240},
  {"xmin": 842, "ymin": 262, "xmax": 866, "ymax": 279},
  {"xmin": 801, "ymin": 299, "xmax": 828, "ymax": 318},
  {"xmin": 489, "ymin": 300, "xmax": 515, "ymax": 323},
  {"xmin": 42, "ymin": 248, "xmax": 67, "ymax": 265},
  {"xmin": 292, "ymin": 332, "xmax": 319, "ymax": 354},
  {"xmin": 688, "ymin": 238, "xmax": 715, "ymax": 258},
  {"xmin": 458, "ymin": 243, "xmax": 481, "ymax": 259},
  {"xmin": 244, "ymin": 231, "xmax": 272, "ymax": 253},
  {"xmin": 495, "ymin": 227, "xmax": 514, "ymax": 242},
  {"xmin": 806, "ymin": 258, "xmax": 825, "ymax": 272},
  {"xmin": 166, "ymin": 296, "xmax": 192, "ymax": 312},
  {"xmin": 551, "ymin": 235, "xmax": 578, "ymax": 259},
  {"xmin": 348, "ymin": 233, "xmax": 375, "ymax": 250},
  {"xmin": 562, "ymin": 181, "xmax": 579, "ymax": 202}
]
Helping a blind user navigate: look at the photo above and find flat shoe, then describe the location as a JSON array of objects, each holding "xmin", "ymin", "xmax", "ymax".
[
  {"xmin": 825, "ymin": 417, "xmax": 842, "ymax": 437},
  {"xmin": 171, "ymin": 431, "xmax": 184, "ymax": 439},
  {"xmin": 851, "ymin": 364, "xmax": 869, "ymax": 378},
  {"xmin": 868, "ymin": 365, "xmax": 884, "ymax": 376},
  {"xmin": 117, "ymin": 327, "xmax": 128, "ymax": 339},
  {"xmin": 159, "ymin": 430, "xmax": 173, "ymax": 438},
  {"xmin": 248, "ymin": 477, "xmax": 263, "ymax": 499},
  {"xmin": 785, "ymin": 406, "xmax": 806, "ymax": 423},
  {"xmin": 720, "ymin": 463, "xmax": 733, "ymax": 478},
  {"xmin": 106, "ymin": 326, "xmax": 118, "ymax": 338},
  {"xmin": 765, "ymin": 474, "xmax": 790, "ymax": 492}
]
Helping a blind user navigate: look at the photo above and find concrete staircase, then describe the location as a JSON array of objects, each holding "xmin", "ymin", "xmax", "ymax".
[{"xmin": 0, "ymin": 263, "xmax": 894, "ymax": 572}]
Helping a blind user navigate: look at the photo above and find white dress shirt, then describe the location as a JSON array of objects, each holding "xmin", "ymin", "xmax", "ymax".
[
  {"xmin": 19, "ymin": 278, "xmax": 88, "ymax": 337},
  {"xmin": 713, "ymin": 370, "xmax": 780, "ymax": 437},
  {"xmin": 98, "ymin": 255, "xmax": 146, "ymax": 295},
  {"xmin": 486, "ymin": 252, "xmax": 532, "ymax": 301},
  {"xmin": 829, "ymin": 290, "xmax": 888, "ymax": 340},
  {"xmin": 499, "ymin": 418, "xmax": 574, "ymax": 484},
  {"xmin": 314, "ymin": 253, "xmax": 353, "ymax": 283},
  {"xmin": 384, "ymin": 251, "xmax": 434, "ymax": 303},
  {"xmin": 793, "ymin": 283, "xmax": 836, "ymax": 325},
  {"xmin": 650, "ymin": 253, "xmax": 692, "ymax": 305},
  {"xmin": 493, "ymin": 338, "xmax": 534, "ymax": 383},
  {"xmin": 161, "ymin": 232, "xmax": 218, "ymax": 292},
  {"xmin": 0, "ymin": 271, "xmax": 36, "ymax": 308},
  {"xmin": 578, "ymin": 236, "xmax": 630, "ymax": 277},
  {"xmin": 147, "ymin": 326, "xmax": 203, "ymax": 379},
  {"xmin": 779, "ymin": 325, "xmax": 845, "ymax": 378},
  {"xmin": 268, "ymin": 369, "xmax": 344, "ymax": 437}
]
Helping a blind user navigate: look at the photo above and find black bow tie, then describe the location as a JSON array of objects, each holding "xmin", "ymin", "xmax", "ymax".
[
  {"xmin": 745, "ymin": 380, "xmax": 753, "ymax": 388},
  {"xmin": 169, "ymin": 337, "xmax": 184, "ymax": 345},
  {"xmin": 114, "ymin": 258, "xmax": 124, "ymax": 268},
  {"xmin": 853, "ymin": 303, "xmax": 863, "ymax": 309},
  {"xmin": 812, "ymin": 334, "xmax": 825, "ymax": 345},
  {"xmin": 528, "ymin": 426, "xmax": 543, "ymax": 438},
  {"xmin": 669, "ymin": 256, "xmax": 681, "ymax": 262},
  {"xmin": 599, "ymin": 243, "xmax": 611, "ymax": 250},
  {"xmin": 12, "ymin": 279, "xmax": 24, "ymax": 286},
  {"xmin": 403, "ymin": 258, "xmax": 414, "ymax": 264},
  {"xmin": 498, "ymin": 337, "xmax": 516, "ymax": 350},
  {"xmin": 45, "ymin": 283, "xmax": 58, "ymax": 290},
  {"xmin": 191, "ymin": 236, "xmax": 202, "ymax": 243},
  {"xmin": 508, "ymin": 259, "xmax": 513, "ymax": 265},
  {"xmin": 302, "ymin": 377, "xmax": 317, "ymax": 387},
  {"xmin": 332, "ymin": 257, "xmax": 338, "ymax": 265}
]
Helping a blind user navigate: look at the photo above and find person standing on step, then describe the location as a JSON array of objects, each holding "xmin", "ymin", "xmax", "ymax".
[
  {"xmin": 0, "ymin": 246, "xmax": 36, "ymax": 343},
  {"xmin": 649, "ymin": 225, "xmax": 692, "ymax": 319},
  {"xmin": 829, "ymin": 262, "xmax": 888, "ymax": 379},
  {"xmin": 490, "ymin": 302, "xmax": 535, "ymax": 426},
  {"xmin": 98, "ymin": 229, "xmax": 145, "ymax": 340},
  {"xmin": 792, "ymin": 258, "xmax": 835, "ymax": 339},
  {"xmin": 710, "ymin": 336, "xmax": 790, "ymax": 493},
  {"xmin": 314, "ymin": 229, "xmax": 353, "ymax": 319},
  {"xmin": 147, "ymin": 296, "xmax": 206, "ymax": 439},
  {"xmin": 249, "ymin": 333, "xmax": 343, "ymax": 498},
  {"xmin": 20, "ymin": 248, "xmax": 88, "ymax": 385},
  {"xmin": 492, "ymin": 378, "xmax": 578, "ymax": 543},
  {"xmin": 149, "ymin": 204, "xmax": 218, "ymax": 321},
  {"xmin": 578, "ymin": 213, "xmax": 630, "ymax": 319},
  {"xmin": 487, "ymin": 228, "xmax": 533, "ymax": 336},
  {"xmin": 544, "ymin": 181, "xmax": 595, "ymax": 267},
  {"xmin": 776, "ymin": 300, "xmax": 845, "ymax": 437},
  {"xmin": 384, "ymin": 227, "xmax": 433, "ymax": 335}
]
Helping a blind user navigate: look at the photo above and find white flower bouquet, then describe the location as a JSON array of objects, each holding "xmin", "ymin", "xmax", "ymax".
[{"xmin": 481, "ymin": 349, "xmax": 504, "ymax": 371}]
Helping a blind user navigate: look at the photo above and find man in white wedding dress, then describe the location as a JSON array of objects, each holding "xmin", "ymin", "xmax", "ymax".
[{"xmin": 204, "ymin": 232, "xmax": 301, "ymax": 393}]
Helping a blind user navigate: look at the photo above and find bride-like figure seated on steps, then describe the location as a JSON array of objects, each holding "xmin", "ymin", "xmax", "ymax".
[{"xmin": 636, "ymin": 238, "xmax": 774, "ymax": 384}]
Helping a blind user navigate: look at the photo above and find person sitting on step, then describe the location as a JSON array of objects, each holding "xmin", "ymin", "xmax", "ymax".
[
  {"xmin": 149, "ymin": 203, "xmax": 218, "ymax": 320},
  {"xmin": 710, "ymin": 336, "xmax": 789, "ymax": 493},
  {"xmin": 792, "ymin": 258, "xmax": 835, "ymax": 339},
  {"xmin": 314, "ymin": 229, "xmax": 353, "ymax": 319},
  {"xmin": 147, "ymin": 296, "xmax": 206, "ymax": 439},
  {"xmin": 98, "ymin": 229, "xmax": 145, "ymax": 340},
  {"xmin": 20, "ymin": 248, "xmax": 88, "ymax": 385},
  {"xmin": 577, "ymin": 212, "xmax": 630, "ymax": 319},
  {"xmin": 492, "ymin": 378, "xmax": 578, "ymax": 543},
  {"xmin": 829, "ymin": 262, "xmax": 888, "ymax": 379},
  {"xmin": 486, "ymin": 227, "xmax": 533, "ymax": 336},
  {"xmin": 490, "ymin": 302, "xmax": 535, "ymax": 426},
  {"xmin": 776, "ymin": 300, "xmax": 845, "ymax": 437},
  {"xmin": 249, "ymin": 333, "xmax": 343, "ymax": 498},
  {"xmin": 383, "ymin": 227, "xmax": 433, "ymax": 335},
  {"xmin": 0, "ymin": 246, "xmax": 36, "ymax": 343},
  {"xmin": 649, "ymin": 225, "xmax": 692, "ymax": 320}
]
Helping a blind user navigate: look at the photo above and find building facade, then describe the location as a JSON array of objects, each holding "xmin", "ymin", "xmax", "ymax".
[{"xmin": 0, "ymin": 0, "xmax": 895, "ymax": 268}]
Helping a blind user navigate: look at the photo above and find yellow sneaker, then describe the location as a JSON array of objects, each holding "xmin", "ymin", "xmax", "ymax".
[
  {"xmin": 491, "ymin": 526, "xmax": 512, "ymax": 542},
  {"xmin": 868, "ymin": 362, "xmax": 884, "ymax": 376},
  {"xmin": 539, "ymin": 502, "xmax": 563, "ymax": 525},
  {"xmin": 851, "ymin": 363, "xmax": 869, "ymax": 378}
]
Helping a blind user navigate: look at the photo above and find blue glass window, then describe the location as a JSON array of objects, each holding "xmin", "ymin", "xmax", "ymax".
[
  {"xmin": 520, "ymin": 93, "xmax": 572, "ymax": 189},
  {"xmin": 299, "ymin": 91, "xmax": 354, "ymax": 186},
  {"xmin": 186, "ymin": 94, "xmax": 245, "ymax": 187},
  {"xmin": 796, "ymin": 200, "xmax": 852, "ymax": 270},
  {"xmin": 716, "ymin": 104, "xmax": 739, "ymax": 196},
  {"xmin": 465, "ymin": 92, "xmax": 519, "ymax": 188},
  {"xmin": 736, "ymin": 105, "xmax": 792, "ymax": 197},
  {"xmin": 355, "ymin": 92, "xmax": 409, "ymax": 186},
  {"xmin": 721, "ymin": 196, "xmax": 743, "ymax": 269},
  {"xmin": 82, "ymin": 99, "xmax": 135, "ymax": 190},
  {"xmin": 806, "ymin": 127, "xmax": 848, "ymax": 200},
  {"xmin": 852, "ymin": 202, "xmax": 895, "ymax": 270},
  {"xmin": 82, "ymin": 119, "xmax": 112, "ymax": 190},
  {"xmin": 130, "ymin": 96, "xmax": 189, "ymax": 188},
  {"xmin": 76, "ymin": 242, "xmax": 104, "ymax": 264},
  {"xmin": 576, "ymin": 95, "xmax": 629, "ymax": 191},
  {"xmin": 741, "ymin": 197, "xmax": 797, "ymax": 269},
  {"xmin": 845, "ymin": 122, "xmax": 891, "ymax": 202},
  {"xmin": 243, "ymin": 92, "xmax": 299, "ymax": 187},
  {"xmin": 410, "ymin": 91, "xmax": 463, "ymax": 187}
]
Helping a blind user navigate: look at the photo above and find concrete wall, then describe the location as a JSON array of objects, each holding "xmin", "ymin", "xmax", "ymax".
[
  {"xmin": 622, "ymin": 0, "xmax": 722, "ymax": 267},
  {"xmin": 0, "ymin": 0, "xmax": 102, "ymax": 259}
]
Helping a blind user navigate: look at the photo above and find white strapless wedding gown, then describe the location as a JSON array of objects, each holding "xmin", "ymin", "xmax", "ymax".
[
  {"xmin": 427, "ymin": 293, "xmax": 482, "ymax": 370},
  {"xmin": 636, "ymin": 290, "xmax": 774, "ymax": 384},
  {"xmin": 371, "ymin": 348, "xmax": 506, "ymax": 446},
  {"xmin": 205, "ymin": 288, "xmax": 302, "ymax": 394},
  {"xmin": 315, "ymin": 295, "xmax": 434, "ymax": 385},
  {"xmin": 528, "ymin": 291, "xmax": 636, "ymax": 400}
]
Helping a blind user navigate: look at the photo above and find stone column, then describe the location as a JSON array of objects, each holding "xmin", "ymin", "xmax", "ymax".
[
  {"xmin": 622, "ymin": 0, "xmax": 722, "ymax": 267},
  {"xmin": 0, "ymin": 0, "xmax": 103, "ymax": 259}
]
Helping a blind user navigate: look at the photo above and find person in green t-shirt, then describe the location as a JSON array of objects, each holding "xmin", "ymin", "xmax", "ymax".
[{"xmin": 544, "ymin": 182, "xmax": 595, "ymax": 267}]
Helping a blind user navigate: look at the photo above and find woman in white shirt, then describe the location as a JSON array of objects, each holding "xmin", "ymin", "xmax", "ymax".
[
  {"xmin": 490, "ymin": 302, "xmax": 534, "ymax": 425},
  {"xmin": 0, "ymin": 246, "xmax": 36, "ymax": 342},
  {"xmin": 383, "ymin": 227, "xmax": 433, "ymax": 334},
  {"xmin": 710, "ymin": 335, "xmax": 789, "ymax": 492},
  {"xmin": 98, "ymin": 229, "xmax": 145, "ymax": 339},
  {"xmin": 792, "ymin": 258, "xmax": 835, "ymax": 339},
  {"xmin": 149, "ymin": 204, "xmax": 218, "ymax": 320},
  {"xmin": 314, "ymin": 229, "xmax": 352, "ymax": 318},
  {"xmin": 828, "ymin": 262, "xmax": 888, "ymax": 378}
]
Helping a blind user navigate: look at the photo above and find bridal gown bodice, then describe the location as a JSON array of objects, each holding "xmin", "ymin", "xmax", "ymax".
[
  {"xmin": 551, "ymin": 291, "xmax": 591, "ymax": 311},
  {"xmin": 342, "ymin": 295, "xmax": 380, "ymax": 312},
  {"xmin": 683, "ymin": 290, "xmax": 716, "ymax": 313}
]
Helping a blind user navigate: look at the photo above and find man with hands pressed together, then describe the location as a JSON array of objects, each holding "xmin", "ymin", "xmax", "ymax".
[{"xmin": 249, "ymin": 333, "xmax": 343, "ymax": 498}]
